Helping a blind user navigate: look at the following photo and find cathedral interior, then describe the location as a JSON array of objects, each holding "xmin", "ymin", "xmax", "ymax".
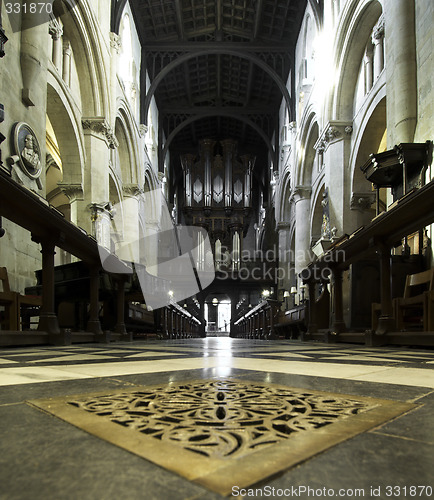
[{"xmin": 0, "ymin": 0, "xmax": 433, "ymax": 498}]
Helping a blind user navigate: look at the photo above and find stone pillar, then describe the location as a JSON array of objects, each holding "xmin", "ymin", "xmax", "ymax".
[
  {"xmin": 62, "ymin": 39, "xmax": 72, "ymax": 86},
  {"xmin": 82, "ymin": 118, "xmax": 117, "ymax": 207},
  {"xmin": 119, "ymin": 185, "xmax": 142, "ymax": 263},
  {"xmin": 48, "ymin": 20, "xmax": 63, "ymax": 72},
  {"xmin": 58, "ymin": 184, "xmax": 84, "ymax": 228},
  {"xmin": 364, "ymin": 47, "xmax": 373, "ymax": 93},
  {"xmin": 372, "ymin": 16, "xmax": 385, "ymax": 80},
  {"xmin": 321, "ymin": 123, "xmax": 353, "ymax": 235},
  {"xmin": 109, "ymin": 33, "xmax": 121, "ymax": 127},
  {"xmin": 293, "ymin": 187, "xmax": 312, "ymax": 276},
  {"xmin": 89, "ymin": 202, "xmax": 114, "ymax": 251},
  {"xmin": 385, "ymin": 0, "xmax": 417, "ymax": 143}
]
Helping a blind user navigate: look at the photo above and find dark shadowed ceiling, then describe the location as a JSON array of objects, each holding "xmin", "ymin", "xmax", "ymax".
[{"xmin": 114, "ymin": 0, "xmax": 314, "ymax": 173}]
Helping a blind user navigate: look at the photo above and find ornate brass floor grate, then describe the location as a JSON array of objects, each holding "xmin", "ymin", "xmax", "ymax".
[{"xmin": 28, "ymin": 379, "xmax": 416, "ymax": 495}]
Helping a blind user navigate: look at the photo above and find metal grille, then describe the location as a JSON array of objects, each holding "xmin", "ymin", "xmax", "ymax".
[{"xmin": 67, "ymin": 379, "xmax": 376, "ymax": 459}]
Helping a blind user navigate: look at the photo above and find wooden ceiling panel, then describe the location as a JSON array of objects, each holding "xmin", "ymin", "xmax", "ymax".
[{"xmin": 129, "ymin": 0, "xmax": 309, "ymax": 167}]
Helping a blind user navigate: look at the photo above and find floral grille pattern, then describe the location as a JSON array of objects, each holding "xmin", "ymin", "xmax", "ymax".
[{"xmin": 68, "ymin": 380, "xmax": 377, "ymax": 459}]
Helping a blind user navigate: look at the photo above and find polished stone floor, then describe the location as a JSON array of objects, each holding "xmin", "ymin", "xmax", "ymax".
[{"xmin": 0, "ymin": 338, "xmax": 433, "ymax": 499}]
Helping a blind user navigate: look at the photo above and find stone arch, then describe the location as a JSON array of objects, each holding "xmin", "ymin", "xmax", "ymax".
[
  {"xmin": 53, "ymin": 0, "xmax": 109, "ymax": 117},
  {"xmin": 330, "ymin": 0, "xmax": 383, "ymax": 121},
  {"xmin": 162, "ymin": 113, "xmax": 274, "ymax": 168},
  {"xmin": 349, "ymin": 93, "xmax": 387, "ymax": 226},
  {"xmin": 45, "ymin": 78, "xmax": 85, "ymax": 219},
  {"xmin": 114, "ymin": 102, "xmax": 140, "ymax": 185},
  {"xmin": 296, "ymin": 109, "xmax": 319, "ymax": 186},
  {"xmin": 277, "ymin": 167, "xmax": 292, "ymax": 224}
]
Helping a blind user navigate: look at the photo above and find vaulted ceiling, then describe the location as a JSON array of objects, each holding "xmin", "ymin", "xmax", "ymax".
[{"xmin": 113, "ymin": 0, "xmax": 312, "ymax": 174}]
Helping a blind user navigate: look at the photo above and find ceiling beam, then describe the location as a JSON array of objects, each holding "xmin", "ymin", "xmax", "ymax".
[
  {"xmin": 143, "ymin": 41, "xmax": 292, "ymax": 53},
  {"xmin": 160, "ymin": 106, "xmax": 274, "ymax": 115},
  {"xmin": 161, "ymin": 112, "xmax": 275, "ymax": 168},
  {"xmin": 253, "ymin": 0, "xmax": 264, "ymax": 40},
  {"xmin": 174, "ymin": 0, "xmax": 186, "ymax": 40},
  {"xmin": 143, "ymin": 49, "xmax": 293, "ymax": 126}
]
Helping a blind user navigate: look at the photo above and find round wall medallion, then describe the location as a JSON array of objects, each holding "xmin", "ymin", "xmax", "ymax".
[{"xmin": 12, "ymin": 122, "xmax": 42, "ymax": 180}]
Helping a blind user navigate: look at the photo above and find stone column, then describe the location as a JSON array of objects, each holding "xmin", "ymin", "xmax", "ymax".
[
  {"xmin": 89, "ymin": 202, "xmax": 114, "ymax": 251},
  {"xmin": 385, "ymin": 0, "xmax": 417, "ymax": 143},
  {"xmin": 119, "ymin": 185, "xmax": 142, "ymax": 263},
  {"xmin": 109, "ymin": 33, "xmax": 121, "ymax": 127},
  {"xmin": 82, "ymin": 118, "xmax": 117, "ymax": 208},
  {"xmin": 58, "ymin": 184, "xmax": 84, "ymax": 228},
  {"xmin": 293, "ymin": 187, "xmax": 312, "ymax": 276},
  {"xmin": 48, "ymin": 20, "xmax": 63, "ymax": 72},
  {"xmin": 62, "ymin": 39, "xmax": 72, "ymax": 86},
  {"xmin": 364, "ymin": 47, "xmax": 373, "ymax": 93},
  {"xmin": 372, "ymin": 16, "xmax": 385, "ymax": 80}
]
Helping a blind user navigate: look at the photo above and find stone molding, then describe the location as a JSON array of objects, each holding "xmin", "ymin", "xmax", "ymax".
[
  {"xmin": 290, "ymin": 185, "xmax": 312, "ymax": 203},
  {"xmin": 48, "ymin": 19, "xmax": 63, "ymax": 40},
  {"xmin": 123, "ymin": 184, "xmax": 143, "ymax": 198},
  {"xmin": 372, "ymin": 15, "xmax": 385, "ymax": 41},
  {"xmin": 109, "ymin": 32, "xmax": 121, "ymax": 53},
  {"xmin": 82, "ymin": 117, "xmax": 119, "ymax": 149},
  {"xmin": 315, "ymin": 121, "xmax": 353, "ymax": 153},
  {"xmin": 58, "ymin": 183, "xmax": 84, "ymax": 202}
]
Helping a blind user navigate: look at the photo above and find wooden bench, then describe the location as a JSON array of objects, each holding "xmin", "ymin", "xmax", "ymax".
[
  {"xmin": 394, "ymin": 268, "xmax": 434, "ymax": 332},
  {"xmin": 0, "ymin": 267, "xmax": 42, "ymax": 331}
]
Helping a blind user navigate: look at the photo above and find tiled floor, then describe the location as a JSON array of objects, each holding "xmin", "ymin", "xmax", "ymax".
[{"xmin": 0, "ymin": 338, "xmax": 433, "ymax": 499}]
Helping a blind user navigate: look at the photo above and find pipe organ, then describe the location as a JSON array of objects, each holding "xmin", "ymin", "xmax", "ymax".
[{"xmin": 181, "ymin": 139, "xmax": 255, "ymax": 270}]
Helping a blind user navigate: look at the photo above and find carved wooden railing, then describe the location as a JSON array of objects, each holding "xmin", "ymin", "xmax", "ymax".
[
  {"xmin": 233, "ymin": 299, "xmax": 280, "ymax": 339},
  {"xmin": 157, "ymin": 300, "xmax": 202, "ymax": 339}
]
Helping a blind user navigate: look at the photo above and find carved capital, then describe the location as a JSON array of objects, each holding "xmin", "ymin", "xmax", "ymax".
[
  {"xmin": 372, "ymin": 15, "xmax": 385, "ymax": 42},
  {"xmin": 89, "ymin": 201, "xmax": 115, "ymax": 221},
  {"xmin": 109, "ymin": 32, "xmax": 121, "ymax": 53},
  {"xmin": 123, "ymin": 184, "xmax": 143, "ymax": 198},
  {"xmin": 139, "ymin": 124, "xmax": 148, "ymax": 137},
  {"xmin": 317, "ymin": 121, "xmax": 353, "ymax": 151},
  {"xmin": 48, "ymin": 19, "xmax": 63, "ymax": 40},
  {"xmin": 82, "ymin": 117, "xmax": 119, "ymax": 149},
  {"xmin": 288, "ymin": 121, "xmax": 297, "ymax": 133},
  {"xmin": 291, "ymin": 185, "xmax": 312, "ymax": 202},
  {"xmin": 58, "ymin": 183, "xmax": 84, "ymax": 202}
]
